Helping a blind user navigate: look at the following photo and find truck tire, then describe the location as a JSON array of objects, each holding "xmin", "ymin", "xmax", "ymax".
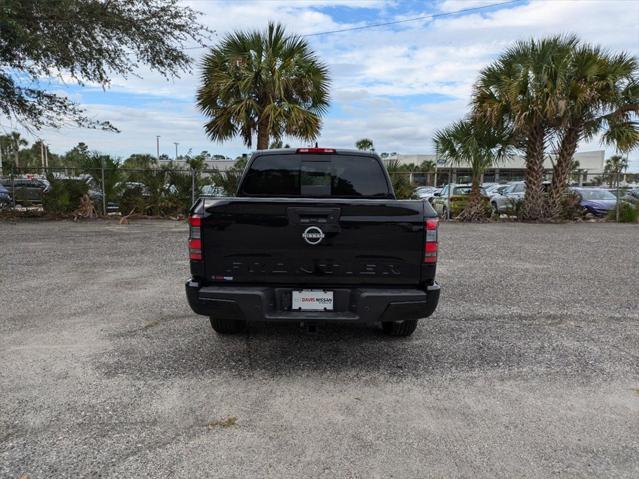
[
  {"xmin": 382, "ymin": 319, "xmax": 418, "ymax": 337},
  {"xmin": 209, "ymin": 316, "xmax": 246, "ymax": 334}
]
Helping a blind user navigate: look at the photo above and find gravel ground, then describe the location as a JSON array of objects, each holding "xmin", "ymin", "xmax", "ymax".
[{"xmin": 0, "ymin": 220, "xmax": 638, "ymax": 478}]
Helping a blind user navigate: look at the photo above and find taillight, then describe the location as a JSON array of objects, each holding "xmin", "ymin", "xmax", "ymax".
[
  {"xmin": 189, "ymin": 215, "xmax": 202, "ymax": 260},
  {"xmin": 424, "ymin": 218, "xmax": 438, "ymax": 263},
  {"xmin": 189, "ymin": 214, "xmax": 201, "ymax": 238},
  {"xmin": 296, "ymin": 147, "xmax": 336, "ymax": 154}
]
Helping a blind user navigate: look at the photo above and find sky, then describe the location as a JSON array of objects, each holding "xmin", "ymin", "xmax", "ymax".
[{"xmin": 5, "ymin": 0, "xmax": 639, "ymax": 169}]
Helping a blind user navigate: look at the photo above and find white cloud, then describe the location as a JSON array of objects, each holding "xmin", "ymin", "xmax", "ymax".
[
  {"xmin": 9, "ymin": 0, "xmax": 639, "ymax": 169},
  {"xmin": 438, "ymin": 0, "xmax": 510, "ymax": 13},
  {"xmin": 23, "ymin": 102, "xmax": 240, "ymax": 159}
]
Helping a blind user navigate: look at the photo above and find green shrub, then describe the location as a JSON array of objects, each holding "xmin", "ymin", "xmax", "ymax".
[
  {"xmin": 558, "ymin": 191, "xmax": 583, "ymax": 220},
  {"xmin": 504, "ymin": 197, "xmax": 524, "ymax": 219},
  {"xmin": 482, "ymin": 201, "xmax": 493, "ymax": 218},
  {"xmin": 608, "ymin": 202, "xmax": 638, "ymax": 223},
  {"xmin": 450, "ymin": 200, "xmax": 465, "ymax": 218},
  {"xmin": 384, "ymin": 161, "xmax": 413, "ymax": 199},
  {"xmin": 209, "ymin": 158, "xmax": 247, "ymax": 197},
  {"xmin": 118, "ymin": 186, "xmax": 148, "ymax": 215},
  {"xmin": 43, "ymin": 178, "xmax": 89, "ymax": 214},
  {"xmin": 163, "ymin": 170, "xmax": 193, "ymax": 216}
]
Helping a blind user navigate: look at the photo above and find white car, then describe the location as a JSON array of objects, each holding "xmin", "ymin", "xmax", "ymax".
[
  {"xmin": 414, "ymin": 186, "xmax": 441, "ymax": 200},
  {"xmin": 201, "ymin": 185, "xmax": 227, "ymax": 197},
  {"xmin": 484, "ymin": 183, "xmax": 509, "ymax": 197},
  {"xmin": 490, "ymin": 182, "xmax": 525, "ymax": 213}
]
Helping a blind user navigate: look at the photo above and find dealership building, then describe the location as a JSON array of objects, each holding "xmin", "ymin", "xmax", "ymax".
[{"xmin": 385, "ymin": 150, "xmax": 605, "ymax": 186}]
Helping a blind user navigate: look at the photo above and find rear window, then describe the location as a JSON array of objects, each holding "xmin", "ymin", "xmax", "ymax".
[
  {"xmin": 453, "ymin": 187, "xmax": 472, "ymax": 196},
  {"xmin": 240, "ymin": 154, "xmax": 392, "ymax": 198}
]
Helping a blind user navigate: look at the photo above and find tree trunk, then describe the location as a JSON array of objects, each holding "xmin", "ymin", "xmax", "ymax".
[
  {"xmin": 523, "ymin": 124, "xmax": 546, "ymax": 220},
  {"xmin": 548, "ymin": 125, "xmax": 580, "ymax": 217},
  {"xmin": 257, "ymin": 117, "xmax": 269, "ymax": 150},
  {"xmin": 457, "ymin": 173, "xmax": 486, "ymax": 222}
]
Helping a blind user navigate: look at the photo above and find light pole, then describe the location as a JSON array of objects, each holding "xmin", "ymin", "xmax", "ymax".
[
  {"xmin": 40, "ymin": 140, "xmax": 45, "ymax": 173},
  {"xmin": 101, "ymin": 156, "xmax": 106, "ymax": 216},
  {"xmin": 174, "ymin": 142, "xmax": 179, "ymax": 161},
  {"xmin": 156, "ymin": 136, "xmax": 160, "ymax": 162}
]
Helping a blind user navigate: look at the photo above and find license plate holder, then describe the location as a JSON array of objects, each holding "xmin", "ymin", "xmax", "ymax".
[{"xmin": 292, "ymin": 290, "xmax": 334, "ymax": 311}]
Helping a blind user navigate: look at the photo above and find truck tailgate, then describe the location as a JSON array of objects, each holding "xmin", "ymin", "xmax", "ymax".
[{"xmin": 200, "ymin": 198, "xmax": 425, "ymax": 286}]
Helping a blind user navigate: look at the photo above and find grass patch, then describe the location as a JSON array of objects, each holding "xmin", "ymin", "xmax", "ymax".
[
  {"xmin": 207, "ymin": 416, "xmax": 237, "ymax": 429},
  {"xmin": 608, "ymin": 203, "xmax": 638, "ymax": 223}
]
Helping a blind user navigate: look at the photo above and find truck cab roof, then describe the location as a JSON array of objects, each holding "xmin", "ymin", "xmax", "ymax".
[{"xmin": 252, "ymin": 147, "xmax": 380, "ymax": 157}]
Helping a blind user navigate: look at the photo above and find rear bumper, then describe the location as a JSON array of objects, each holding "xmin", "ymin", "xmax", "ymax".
[{"xmin": 186, "ymin": 280, "xmax": 440, "ymax": 323}]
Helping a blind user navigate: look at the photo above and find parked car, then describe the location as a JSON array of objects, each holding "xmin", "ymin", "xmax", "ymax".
[
  {"xmin": 0, "ymin": 183, "xmax": 12, "ymax": 208},
  {"xmin": 491, "ymin": 181, "xmax": 556, "ymax": 214},
  {"xmin": 571, "ymin": 187, "xmax": 618, "ymax": 217},
  {"xmin": 0, "ymin": 177, "xmax": 47, "ymax": 204},
  {"xmin": 186, "ymin": 148, "xmax": 441, "ymax": 337},
  {"xmin": 490, "ymin": 181, "xmax": 526, "ymax": 214},
  {"xmin": 484, "ymin": 183, "xmax": 509, "ymax": 197},
  {"xmin": 621, "ymin": 189, "xmax": 639, "ymax": 205},
  {"xmin": 430, "ymin": 183, "xmax": 489, "ymax": 218},
  {"xmin": 413, "ymin": 186, "xmax": 440, "ymax": 200},
  {"xmin": 34, "ymin": 176, "xmax": 51, "ymax": 193},
  {"xmin": 115, "ymin": 181, "xmax": 151, "ymax": 197},
  {"xmin": 87, "ymin": 189, "xmax": 120, "ymax": 213},
  {"xmin": 201, "ymin": 185, "xmax": 227, "ymax": 197}
]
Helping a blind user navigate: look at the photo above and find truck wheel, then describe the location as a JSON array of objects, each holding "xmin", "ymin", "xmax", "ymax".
[
  {"xmin": 209, "ymin": 316, "xmax": 246, "ymax": 334},
  {"xmin": 382, "ymin": 319, "xmax": 418, "ymax": 337}
]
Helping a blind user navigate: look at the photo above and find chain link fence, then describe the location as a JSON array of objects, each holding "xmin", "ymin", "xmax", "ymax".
[
  {"xmin": 1, "ymin": 166, "xmax": 636, "ymax": 221},
  {"xmin": 0, "ymin": 166, "xmax": 238, "ymax": 217}
]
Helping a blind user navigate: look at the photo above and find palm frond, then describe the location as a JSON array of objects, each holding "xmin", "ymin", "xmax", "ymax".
[{"xmin": 196, "ymin": 22, "xmax": 330, "ymax": 148}]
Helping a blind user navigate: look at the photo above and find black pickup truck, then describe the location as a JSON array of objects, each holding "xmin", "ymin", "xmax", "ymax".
[{"xmin": 186, "ymin": 148, "xmax": 440, "ymax": 337}]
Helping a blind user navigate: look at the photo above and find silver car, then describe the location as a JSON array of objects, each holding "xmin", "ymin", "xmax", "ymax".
[
  {"xmin": 484, "ymin": 183, "xmax": 509, "ymax": 197},
  {"xmin": 414, "ymin": 186, "xmax": 440, "ymax": 200},
  {"xmin": 490, "ymin": 181, "xmax": 526, "ymax": 213},
  {"xmin": 201, "ymin": 185, "xmax": 227, "ymax": 197}
]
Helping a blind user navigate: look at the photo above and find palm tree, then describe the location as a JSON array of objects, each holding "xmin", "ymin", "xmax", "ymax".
[
  {"xmin": 355, "ymin": 138, "xmax": 374, "ymax": 151},
  {"xmin": 548, "ymin": 45, "xmax": 639, "ymax": 215},
  {"xmin": 269, "ymin": 139, "xmax": 290, "ymax": 149},
  {"xmin": 10, "ymin": 132, "xmax": 28, "ymax": 170},
  {"xmin": 197, "ymin": 22, "xmax": 330, "ymax": 150},
  {"xmin": 79, "ymin": 153, "xmax": 122, "ymax": 203},
  {"xmin": 419, "ymin": 160, "xmax": 437, "ymax": 173},
  {"xmin": 384, "ymin": 159, "xmax": 412, "ymax": 199},
  {"xmin": 603, "ymin": 155, "xmax": 628, "ymax": 188},
  {"xmin": 433, "ymin": 118, "xmax": 512, "ymax": 221},
  {"xmin": 473, "ymin": 35, "xmax": 578, "ymax": 219},
  {"xmin": 418, "ymin": 160, "xmax": 437, "ymax": 185},
  {"xmin": 570, "ymin": 160, "xmax": 581, "ymax": 183}
]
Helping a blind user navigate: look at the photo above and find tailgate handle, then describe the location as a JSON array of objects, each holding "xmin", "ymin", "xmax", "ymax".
[{"xmin": 287, "ymin": 207, "xmax": 341, "ymax": 231}]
